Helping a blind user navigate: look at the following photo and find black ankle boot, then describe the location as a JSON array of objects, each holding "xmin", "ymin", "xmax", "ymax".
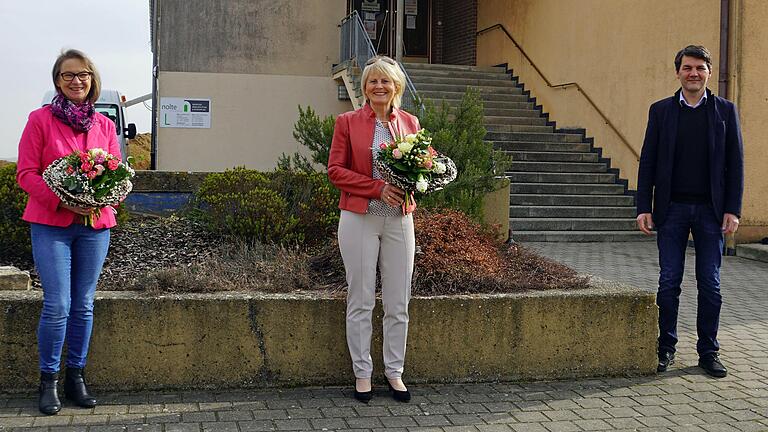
[
  {"xmin": 63, "ymin": 367, "xmax": 97, "ymax": 408},
  {"xmin": 39, "ymin": 372, "xmax": 61, "ymax": 415}
]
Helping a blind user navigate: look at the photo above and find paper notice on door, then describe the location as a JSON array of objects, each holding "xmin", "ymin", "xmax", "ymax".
[
  {"xmin": 365, "ymin": 12, "xmax": 376, "ymax": 20},
  {"xmin": 406, "ymin": 15, "xmax": 416, "ymax": 29},
  {"xmin": 361, "ymin": 0, "xmax": 380, "ymax": 12},
  {"xmin": 364, "ymin": 20, "xmax": 377, "ymax": 39}
]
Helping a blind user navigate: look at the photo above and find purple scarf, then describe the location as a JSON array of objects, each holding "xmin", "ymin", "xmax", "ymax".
[{"xmin": 50, "ymin": 93, "xmax": 95, "ymax": 132}]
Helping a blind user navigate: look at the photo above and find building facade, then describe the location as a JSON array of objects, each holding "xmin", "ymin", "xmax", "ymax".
[{"xmin": 150, "ymin": 0, "xmax": 767, "ymax": 242}]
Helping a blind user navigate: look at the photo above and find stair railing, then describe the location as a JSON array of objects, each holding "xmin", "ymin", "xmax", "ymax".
[
  {"xmin": 339, "ymin": 11, "xmax": 423, "ymax": 116},
  {"xmin": 477, "ymin": 23, "xmax": 639, "ymax": 160}
]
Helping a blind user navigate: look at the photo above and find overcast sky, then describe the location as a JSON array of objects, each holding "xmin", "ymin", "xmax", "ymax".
[{"xmin": 0, "ymin": 1, "xmax": 152, "ymax": 160}]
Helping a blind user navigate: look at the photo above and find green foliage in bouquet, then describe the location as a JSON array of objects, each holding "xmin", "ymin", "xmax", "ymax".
[
  {"xmin": 195, "ymin": 167, "xmax": 339, "ymax": 247},
  {"xmin": 417, "ymin": 89, "xmax": 511, "ymax": 222},
  {"xmin": 0, "ymin": 163, "xmax": 31, "ymax": 259},
  {"xmin": 279, "ymin": 105, "xmax": 336, "ymax": 172}
]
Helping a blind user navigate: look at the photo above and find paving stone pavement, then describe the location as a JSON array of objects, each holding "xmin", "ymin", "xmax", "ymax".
[{"xmin": 1, "ymin": 242, "xmax": 766, "ymax": 432}]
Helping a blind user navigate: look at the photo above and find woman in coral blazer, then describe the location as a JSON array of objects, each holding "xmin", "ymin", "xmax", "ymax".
[
  {"xmin": 16, "ymin": 50, "xmax": 120, "ymax": 415},
  {"xmin": 328, "ymin": 56, "xmax": 420, "ymax": 403}
]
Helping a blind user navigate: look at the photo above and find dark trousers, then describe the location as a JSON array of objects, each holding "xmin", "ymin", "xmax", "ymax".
[{"xmin": 656, "ymin": 202, "xmax": 724, "ymax": 357}]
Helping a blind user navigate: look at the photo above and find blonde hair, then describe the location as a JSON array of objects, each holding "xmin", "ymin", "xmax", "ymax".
[
  {"xmin": 51, "ymin": 49, "xmax": 102, "ymax": 104},
  {"xmin": 360, "ymin": 56, "xmax": 406, "ymax": 108}
]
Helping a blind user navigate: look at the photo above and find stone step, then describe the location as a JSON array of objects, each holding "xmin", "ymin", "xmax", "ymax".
[
  {"xmin": 510, "ymin": 218, "xmax": 638, "ymax": 231},
  {"xmin": 512, "ymin": 230, "xmax": 653, "ymax": 242},
  {"xmin": 408, "ymin": 75, "xmax": 518, "ymax": 87},
  {"xmin": 483, "ymin": 116, "xmax": 549, "ymax": 126},
  {"xmin": 422, "ymin": 98, "xmax": 534, "ymax": 110},
  {"xmin": 509, "ymin": 194, "xmax": 635, "ymax": 206},
  {"xmin": 405, "ymin": 69, "xmax": 513, "ymax": 80},
  {"xmin": 486, "ymin": 124, "xmax": 554, "ymax": 133},
  {"xmin": 508, "ymin": 151, "xmax": 599, "ymax": 163},
  {"xmin": 419, "ymin": 90, "xmax": 530, "ymax": 102},
  {"xmin": 494, "ymin": 141, "xmax": 592, "ymax": 152},
  {"xmin": 507, "ymin": 172, "xmax": 618, "ymax": 184},
  {"xmin": 510, "ymin": 161, "xmax": 608, "ymax": 173},
  {"xmin": 483, "ymin": 108, "xmax": 541, "ymax": 117},
  {"xmin": 511, "ymin": 183, "xmax": 626, "ymax": 195},
  {"xmin": 487, "ymin": 132, "xmax": 583, "ymax": 143},
  {"xmin": 415, "ymin": 82, "xmax": 523, "ymax": 94},
  {"xmin": 509, "ymin": 206, "xmax": 637, "ymax": 218},
  {"xmin": 402, "ymin": 63, "xmax": 506, "ymax": 73}
]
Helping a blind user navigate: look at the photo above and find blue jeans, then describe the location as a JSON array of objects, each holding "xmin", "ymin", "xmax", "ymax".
[
  {"xmin": 656, "ymin": 202, "xmax": 724, "ymax": 357},
  {"xmin": 31, "ymin": 223, "xmax": 110, "ymax": 373}
]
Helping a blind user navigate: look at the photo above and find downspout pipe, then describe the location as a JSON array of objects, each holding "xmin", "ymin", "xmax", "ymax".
[
  {"xmin": 150, "ymin": 0, "xmax": 159, "ymax": 170},
  {"xmin": 718, "ymin": 0, "xmax": 730, "ymax": 99}
]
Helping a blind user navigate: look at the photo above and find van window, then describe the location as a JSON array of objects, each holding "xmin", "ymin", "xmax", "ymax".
[{"xmin": 95, "ymin": 104, "xmax": 120, "ymax": 135}]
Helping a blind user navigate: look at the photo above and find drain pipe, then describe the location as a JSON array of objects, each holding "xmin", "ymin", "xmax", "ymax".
[{"xmin": 718, "ymin": 0, "xmax": 730, "ymax": 99}]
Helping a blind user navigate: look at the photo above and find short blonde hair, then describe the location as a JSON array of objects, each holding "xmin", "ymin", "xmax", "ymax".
[
  {"xmin": 360, "ymin": 56, "xmax": 406, "ymax": 109},
  {"xmin": 52, "ymin": 49, "xmax": 102, "ymax": 104}
]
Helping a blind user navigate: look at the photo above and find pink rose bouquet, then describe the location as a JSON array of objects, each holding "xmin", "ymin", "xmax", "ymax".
[{"xmin": 42, "ymin": 148, "xmax": 135, "ymax": 226}]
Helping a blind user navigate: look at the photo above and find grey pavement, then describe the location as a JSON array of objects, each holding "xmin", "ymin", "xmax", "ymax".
[{"xmin": 1, "ymin": 242, "xmax": 767, "ymax": 432}]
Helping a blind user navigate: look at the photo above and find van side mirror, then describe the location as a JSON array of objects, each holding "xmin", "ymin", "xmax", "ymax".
[{"xmin": 125, "ymin": 123, "xmax": 137, "ymax": 139}]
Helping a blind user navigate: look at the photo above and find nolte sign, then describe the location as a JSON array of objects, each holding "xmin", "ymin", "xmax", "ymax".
[{"xmin": 159, "ymin": 97, "xmax": 211, "ymax": 128}]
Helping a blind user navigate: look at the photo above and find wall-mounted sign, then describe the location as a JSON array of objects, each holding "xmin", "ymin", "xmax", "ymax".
[
  {"xmin": 159, "ymin": 97, "xmax": 211, "ymax": 128},
  {"xmin": 404, "ymin": 0, "xmax": 417, "ymax": 15},
  {"xmin": 361, "ymin": 0, "xmax": 380, "ymax": 12}
]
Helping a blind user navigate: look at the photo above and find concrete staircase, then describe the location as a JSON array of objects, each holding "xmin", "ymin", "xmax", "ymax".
[{"xmin": 404, "ymin": 62, "xmax": 647, "ymax": 242}]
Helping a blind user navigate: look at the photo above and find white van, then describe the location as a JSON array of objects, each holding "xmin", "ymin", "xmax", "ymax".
[{"xmin": 42, "ymin": 90, "xmax": 137, "ymax": 159}]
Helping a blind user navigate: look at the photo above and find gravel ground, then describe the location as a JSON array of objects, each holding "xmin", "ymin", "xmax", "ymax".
[{"xmin": 1, "ymin": 216, "xmax": 224, "ymax": 290}]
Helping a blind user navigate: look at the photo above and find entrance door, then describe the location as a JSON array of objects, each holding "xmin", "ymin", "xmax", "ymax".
[{"xmin": 349, "ymin": 0, "xmax": 430, "ymax": 60}]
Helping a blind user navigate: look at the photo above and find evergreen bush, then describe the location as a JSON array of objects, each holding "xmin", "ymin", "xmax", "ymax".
[
  {"xmin": 195, "ymin": 167, "xmax": 338, "ymax": 247},
  {"xmin": 0, "ymin": 163, "xmax": 31, "ymax": 260},
  {"xmin": 417, "ymin": 89, "xmax": 511, "ymax": 222}
]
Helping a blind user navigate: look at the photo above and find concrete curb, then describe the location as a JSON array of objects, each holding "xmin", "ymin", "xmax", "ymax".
[
  {"xmin": 0, "ymin": 266, "xmax": 31, "ymax": 291},
  {"xmin": 736, "ymin": 243, "xmax": 768, "ymax": 263},
  {"xmin": 0, "ymin": 279, "xmax": 657, "ymax": 391}
]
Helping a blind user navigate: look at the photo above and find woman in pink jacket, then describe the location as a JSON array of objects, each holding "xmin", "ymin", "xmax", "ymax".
[
  {"xmin": 328, "ymin": 56, "xmax": 420, "ymax": 403},
  {"xmin": 16, "ymin": 50, "xmax": 120, "ymax": 415}
]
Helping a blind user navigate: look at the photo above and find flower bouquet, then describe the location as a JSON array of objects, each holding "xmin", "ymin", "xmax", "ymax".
[
  {"xmin": 374, "ymin": 129, "xmax": 457, "ymax": 213},
  {"xmin": 42, "ymin": 148, "xmax": 135, "ymax": 226}
]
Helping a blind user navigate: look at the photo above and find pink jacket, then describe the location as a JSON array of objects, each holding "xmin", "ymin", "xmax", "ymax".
[
  {"xmin": 16, "ymin": 106, "xmax": 121, "ymax": 229},
  {"xmin": 328, "ymin": 104, "xmax": 421, "ymax": 214}
]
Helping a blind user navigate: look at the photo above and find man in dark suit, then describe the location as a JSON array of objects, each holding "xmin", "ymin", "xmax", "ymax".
[{"xmin": 636, "ymin": 45, "xmax": 744, "ymax": 378}]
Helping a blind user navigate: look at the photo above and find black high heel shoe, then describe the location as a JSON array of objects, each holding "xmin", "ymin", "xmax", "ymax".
[
  {"xmin": 387, "ymin": 381, "xmax": 411, "ymax": 402},
  {"xmin": 353, "ymin": 389, "xmax": 373, "ymax": 403}
]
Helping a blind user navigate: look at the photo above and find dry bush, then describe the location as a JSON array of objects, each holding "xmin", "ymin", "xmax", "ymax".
[
  {"xmin": 127, "ymin": 133, "xmax": 151, "ymax": 170},
  {"xmin": 132, "ymin": 240, "xmax": 318, "ymax": 294}
]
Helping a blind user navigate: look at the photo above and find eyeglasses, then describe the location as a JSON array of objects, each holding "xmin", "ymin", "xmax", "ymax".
[
  {"xmin": 60, "ymin": 71, "xmax": 92, "ymax": 82},
  {"xmin": 365, "ymin": 56, "xmax": 397, "ymax": 66}
]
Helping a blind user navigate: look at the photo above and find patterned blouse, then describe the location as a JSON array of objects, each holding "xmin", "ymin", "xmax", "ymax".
[{"xmin": 368, "ymin": 120, "xmax": 403, "ymax": 217}]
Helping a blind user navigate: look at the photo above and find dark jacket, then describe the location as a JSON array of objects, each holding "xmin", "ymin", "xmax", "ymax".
[{"xmin": 636, "ymin": 88, "xmax": 744, "ymax": 226}]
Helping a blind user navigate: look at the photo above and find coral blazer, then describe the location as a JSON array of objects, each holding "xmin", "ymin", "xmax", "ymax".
[
  {"xmin": 16, "ymin": 106, "xmax": 121, "ymax": 229},
  {"xmin": 328, "ymin": 103, "xmax": 421, "ymax": 214}
]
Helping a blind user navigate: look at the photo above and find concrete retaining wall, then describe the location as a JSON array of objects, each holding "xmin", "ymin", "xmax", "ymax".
[{"xmin": 0, "ymin": 279, "xmax": 656, "ymax": 391}]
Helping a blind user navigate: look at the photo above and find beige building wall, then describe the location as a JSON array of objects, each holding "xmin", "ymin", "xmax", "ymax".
[
  {"xmin": 156, "ymin": 0, "xmax": 350, "ymax": 172},
  {"xmin": 157, "ymin": 72, "xmax": 350, "ymax": 171},
  {"xmin": 477, "ymin": 0, "xmax": 767, "ymax": 240},
  {"xmin": 729, "ymin": 0, "xmax": 768, "ymax": 241}
]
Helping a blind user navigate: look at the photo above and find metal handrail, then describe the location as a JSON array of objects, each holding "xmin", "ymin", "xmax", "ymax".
[
  {"xmin": 339, "ymin": 11, "xmax": 423, "ymax": 115},
  {"xmin": 477, "ymin": 23, "xmax": 640, "ymax": 160}
]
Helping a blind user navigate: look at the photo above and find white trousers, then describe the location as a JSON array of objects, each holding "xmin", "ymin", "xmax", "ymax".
[{"xmin": 338, "ymin": 210, "xmax": 415, "ymax": 379}]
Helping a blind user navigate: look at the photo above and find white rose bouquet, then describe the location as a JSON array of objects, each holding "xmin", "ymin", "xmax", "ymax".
[{"xmin": 374, "ymin": 128, "xmax": 457, "ymax": 213}]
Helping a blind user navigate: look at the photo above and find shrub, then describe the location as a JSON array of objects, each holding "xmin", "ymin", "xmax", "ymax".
[
  {"xmin": 417, "ymin": 89, "xmax": 511, "ymax": 222},
  {"xmin": 0, "ymin": 163, "xmax": 31, "ymax": 260},
  {"xmin": 195, "ymin": 167, "xmax": 338, "ymax": 247},
  {"xmin": 127, "ymin": 133, "xmax": 151, "ymax": 170},
  {"xmin": 279, "ymin": 105, "xmax": 336, "ymax": 172}
]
